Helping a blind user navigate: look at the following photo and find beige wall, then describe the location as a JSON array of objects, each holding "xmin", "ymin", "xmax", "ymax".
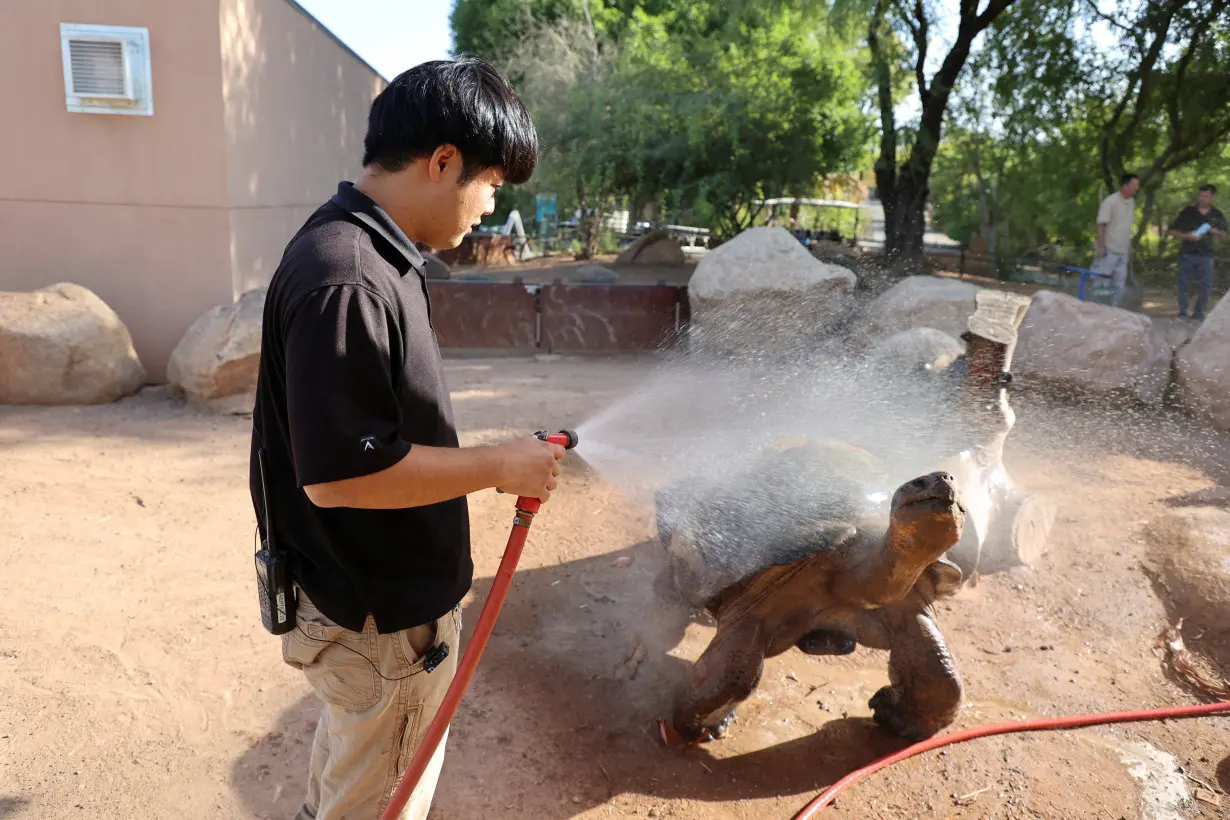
[
  {"xmin": 220, "ymin": 0, "xmax": 385, "ymax": 297},
  {"xmin": 0, "ymin": 0, "xmax": 386, "ymax": 383},
  {"xmin": 0, "ymin": 0, "xmax": 233, "ymax": 381}
]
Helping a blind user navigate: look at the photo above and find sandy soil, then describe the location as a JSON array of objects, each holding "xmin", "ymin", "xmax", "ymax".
[{"xmin": 2, "ymin": 357, "xmax": 1229, "ymax": 820}]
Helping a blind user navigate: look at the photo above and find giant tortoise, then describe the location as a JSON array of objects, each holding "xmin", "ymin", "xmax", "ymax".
[{"xmin": 654, "ymin": 439, "xmax": 967, "ymax": 746}]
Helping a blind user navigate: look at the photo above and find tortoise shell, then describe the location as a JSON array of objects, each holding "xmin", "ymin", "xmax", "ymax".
[{"xmin": 656, "ymin": 439, "xmax": 896, "ymax": 606}]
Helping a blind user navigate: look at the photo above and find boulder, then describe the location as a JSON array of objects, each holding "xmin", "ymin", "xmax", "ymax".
[
  {"xmin": 866, "ymin": 327, "xmax": 965, "ymax": 376},
  {"xmin": 570, "ymin": 264, "xmax": 619, "ymax": 284},
  {"xmin": 0, "ymin": 283, "xmax": 145, "ymax": 405},
  {"xmin": 422, "ymin": 252, "xmax": 451, "ymax": 280},
  {"xmin": 167, "ymin": 287, "xmax": 264, "ymax": 412},
  {"xmin": 1177, "ymin": 293, "xmax": 1230, "ymax": 429},
  {"xmin": 1144, "ymin": 507, "xmax": 1230, "ymax": 664},
  {"xmin": 1014, "ymin": 290, "xmax": 1172, "ymax": 405},
  {"xmin": 616, "ymin": 230, "xmax": 686, "ymax": 266},
  {"xmin": 687, "ymin": 226, "xmax": 856, "ymax": 356},
  {"xmin": 857, "ymin": 276, "xmax": 981, "ymax": 344}
]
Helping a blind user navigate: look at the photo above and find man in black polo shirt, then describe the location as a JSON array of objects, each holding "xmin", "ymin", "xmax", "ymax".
[
  {"xmin": 1169, "ymin": 183, "xmax": 1228, "ymax": 321},
  {"xmin": 249, "ymin": 58, "xmax": 563, "ymax": 820}
]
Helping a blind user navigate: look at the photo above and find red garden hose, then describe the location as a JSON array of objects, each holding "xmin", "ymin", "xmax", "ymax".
[
  {"xmin": 380, "ymin": 430, "xmax": 577, "ymax": 820},
  {"xmin": 791, "ymin": 699, "xmax": 1230, "ymax": 818}
]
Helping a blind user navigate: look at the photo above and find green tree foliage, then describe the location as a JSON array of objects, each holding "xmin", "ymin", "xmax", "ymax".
[
  {"xmin": 495, "ymin": 0, "xmax": 875, "ymax": 246},
  {"xmin": 617, "ymin": 4, "xmax": 874, "ymax": 237},
  {"xmin": 450, "ymin": 0, "xmax": 675, "ymax": 64}
]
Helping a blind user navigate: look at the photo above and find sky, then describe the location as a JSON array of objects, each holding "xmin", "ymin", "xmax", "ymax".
[{"xmin": 295, "ymin": 0, "xmax": 455, "ymax": 80}]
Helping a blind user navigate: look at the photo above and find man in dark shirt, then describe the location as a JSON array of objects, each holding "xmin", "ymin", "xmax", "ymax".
[
  {"xmin": 249, "ymin": 58, "xmax": 563, "ymax": 820},
  {"xmin": 1169, "ymin": 184, "xmax": 1228, "ymax": 321}
]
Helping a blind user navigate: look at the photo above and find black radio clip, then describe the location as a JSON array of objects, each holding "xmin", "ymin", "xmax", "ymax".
[
  {"xmin": 256, "ymin": 446, "xmax": 297, "ymax": 635},
  {"xmin": 423, "ymin": 642, "xmax": 450, "ymax": 674}
]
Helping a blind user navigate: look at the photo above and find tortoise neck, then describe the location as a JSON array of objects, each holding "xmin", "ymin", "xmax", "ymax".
[{"xmin": 853, "ymin": 520, "xmax": 951, "ymax": 606}]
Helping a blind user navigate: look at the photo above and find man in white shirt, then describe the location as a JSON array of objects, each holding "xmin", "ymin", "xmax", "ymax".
[{"xmin": 1094, "ymin": 173, "xmax": 1140, "ymax": 307}]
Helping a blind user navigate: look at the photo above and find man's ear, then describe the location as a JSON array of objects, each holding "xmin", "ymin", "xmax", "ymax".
[{"xmin": 428, "ymin": 145, "xmax": 461, "ymax": 183}]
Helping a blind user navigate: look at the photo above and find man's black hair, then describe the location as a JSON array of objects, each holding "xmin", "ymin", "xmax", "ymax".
[
  {"xmin": 1199, "ymin": 183, "xmax": 1217, "ymax": 194},
  {"xmin": 362, "ymin": 56, "xmax": 538, "ymax": 185},
  {"xmin": 1120, "ymin": 172, "xmax": 1140, "ymax": 187}
]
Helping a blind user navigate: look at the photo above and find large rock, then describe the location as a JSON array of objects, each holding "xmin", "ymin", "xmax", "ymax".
[
  {"xmin": 866, "ymin": 327, "xmax": 965, "ymax": 376},
  {"xmin": 1144, "ymin": 507, "xmax": 1230, "ymax": 664},
  {"xmin": 616, "ymin": 230, "xmax": 686, "ymax": 265},
  {"xmin": 167, "ymin": 287, "xmax": 264, "ymax": 412},
  {"xmin": 687, "ymin": 227, "xmax": 856, "ymax": 356},
  {"xmin": 1014, "ymin": 290, "xmax": 1172, "ymax": 405},
  {"xmin": 0, "ymin": 283, "xmax": 145, "ymax": 405},
  {"xmin": 1177, "ymin": 293, "xmax": 1230, "ymax": 429},
  {"xmin": 857, "ymin": 276, "xmax": 981, "ymax": 344}
]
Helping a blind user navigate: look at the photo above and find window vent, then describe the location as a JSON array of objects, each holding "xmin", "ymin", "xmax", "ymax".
[
  {"xmin": 60, "ymin": 24, "xmax": 153, "ymax": 116},
  {"xmin": 68, "ymin": 39, "xmax": 130, "ymax": 98}
]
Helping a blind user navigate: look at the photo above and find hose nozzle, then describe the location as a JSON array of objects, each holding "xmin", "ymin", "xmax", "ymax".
[{"xmin": 535, "ymin": 429, "xmax": 579, "ymax": 450}]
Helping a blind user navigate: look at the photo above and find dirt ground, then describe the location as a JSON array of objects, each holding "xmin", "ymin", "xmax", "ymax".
[{"xmin": 2, "ymin": 356, "xmax": 1229, "ymax": 820}]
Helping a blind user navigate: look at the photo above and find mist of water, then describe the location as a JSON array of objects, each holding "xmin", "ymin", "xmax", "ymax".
[
  {"xmin": 569, "ymin": 294, "xmax": 1230, "ymax": 584},
  {"xmin": 564, "ymin": 295, "xmax": 996, "ymax": 588}
]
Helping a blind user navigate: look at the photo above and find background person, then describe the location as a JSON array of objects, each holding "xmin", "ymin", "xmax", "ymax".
[
  {"xmin": 1168, "ymin": 183, "xmax": 1228, "ymax": 321},
  {"xmin": 1094, "ymin": 173, "xmax": 1141, "ymax": 307},
  {"xmin": 249, "ymin": 57, "xmax": 562, "ymax": 820}
]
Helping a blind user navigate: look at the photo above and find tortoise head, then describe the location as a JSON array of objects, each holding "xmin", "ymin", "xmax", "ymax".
[{"xmin": 887, "ymin": 471, "xmax": 966, "ymax": 557}]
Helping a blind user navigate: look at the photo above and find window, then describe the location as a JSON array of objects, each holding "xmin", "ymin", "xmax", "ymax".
[{"xmin": 60, "ymin": 23, "xmax": 153, "ymax": 116}]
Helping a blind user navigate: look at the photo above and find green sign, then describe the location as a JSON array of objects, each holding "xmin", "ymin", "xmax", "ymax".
[{"xmin": 535, "ymin": 194, "xmax": 558, "ymax": 238}]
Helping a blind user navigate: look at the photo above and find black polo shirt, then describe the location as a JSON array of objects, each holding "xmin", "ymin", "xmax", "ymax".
[
  {"xmin": 1170, "ymin": 205, "xmax": 1227, "ymax": 257},
  {"xmin": 249, "ymin": 181, "xmax": 471, "ymax": 634}
]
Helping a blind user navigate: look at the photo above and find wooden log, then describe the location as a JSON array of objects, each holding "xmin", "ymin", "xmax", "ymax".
[{"xmin": 978, "ymin": 491, "xmax": 1058, "ymax": 573}]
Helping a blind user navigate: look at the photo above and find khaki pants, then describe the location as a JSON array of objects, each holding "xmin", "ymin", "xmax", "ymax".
[{"xmin": 281, "ymin": 590, "xmax": 461, "ymax": 820}]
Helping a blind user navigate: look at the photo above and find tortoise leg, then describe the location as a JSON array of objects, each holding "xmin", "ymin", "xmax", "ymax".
[
  {"xmin": 866, "ymin": 601, "xmax": 962, "ymax": 741},
  {"xmin": 663, "ymin": 618, "xmax": 765, "ymax": 747}
]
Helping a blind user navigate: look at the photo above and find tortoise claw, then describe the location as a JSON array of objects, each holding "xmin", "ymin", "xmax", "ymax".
[
  {"xmin": 869, "ymin": 686, "xmax": 943, "ymax": 741},
  {"xmin": 657, "ymin": 718, "xmax": 698, "ymax": 750}
]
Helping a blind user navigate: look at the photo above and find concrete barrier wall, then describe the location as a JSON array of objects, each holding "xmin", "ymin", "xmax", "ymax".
[
  {"xmin": 540, "ymin": 283, "xmax": 684, "ymax": 351},
  {"xmin": 426, "ymin": 281, "xmax": 539, "ymax": 350},
  {"xmin": 425, "ymin": 281, "xmax": 688, "ymax": 352}
]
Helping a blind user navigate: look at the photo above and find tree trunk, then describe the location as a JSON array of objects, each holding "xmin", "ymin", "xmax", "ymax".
[
  {"xmin": 881, "ymin": 179, "xmax": 929, "ymax": 270},
  {"xmin": 575, "ymin": 185, "xmax": 608, "ymax": 260},
  {"xmin": 1134, "ymin": 177, "xmax": 1161, "ymax": 253},
  {"xmin": 870, "ymin": 0, "xmax": 1018, "ymax": 272}
]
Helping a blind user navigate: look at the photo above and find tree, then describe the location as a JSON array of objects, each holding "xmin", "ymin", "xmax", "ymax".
[
  {"xmin": 860, "ymin": 0, "xmax": 1020, "ymax": 270},
  {"xmin": 503, "ymin": 13, "xmax": 623, "ymax": 257},
  {"xmin": 615, "ymin": 2, "xmax": 874, "ymax": 238},
  {"xmin": 450, "ymin": 0, "xmax": 677, "ymax": 64},
  {"xmin": 498, "ymin": 0, "xmax": 875, "ymax": 247}
]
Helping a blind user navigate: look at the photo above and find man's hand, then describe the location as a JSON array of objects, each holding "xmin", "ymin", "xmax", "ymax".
[
  {"xmin": 496, "ymin": 437, "xmax": 565, "ymax": 501},
  {"xmin": 1095, "ymin": 242, "xmax": 1106, "ymax": 258}
]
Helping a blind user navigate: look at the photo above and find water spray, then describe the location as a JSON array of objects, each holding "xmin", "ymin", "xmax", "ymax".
[{"xmin": 380, "ymin": 429, "xmax": 579, "ymax": 820}]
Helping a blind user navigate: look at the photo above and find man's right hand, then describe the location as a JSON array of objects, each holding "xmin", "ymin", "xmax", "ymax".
[{"xmin": 496, "ymin": 437, "xmax": 565, "ymax": 500}]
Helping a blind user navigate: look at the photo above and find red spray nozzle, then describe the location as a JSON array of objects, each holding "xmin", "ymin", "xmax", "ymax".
[{"xmin": 535, "ymin": 429, "xmax": 579, "ymax": 449}]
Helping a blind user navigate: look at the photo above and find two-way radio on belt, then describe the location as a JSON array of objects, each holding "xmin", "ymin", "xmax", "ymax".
[{"xmin": 255, "ymin": 446, "xmax": 297, "ymax": 635}]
